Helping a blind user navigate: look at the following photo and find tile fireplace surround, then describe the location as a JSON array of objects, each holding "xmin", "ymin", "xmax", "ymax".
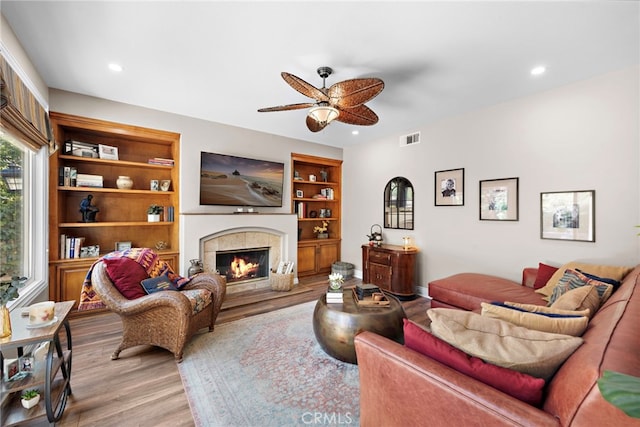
[{"xmin": 181, "ymin": 213, "xmax": 298, "ymax": 294}]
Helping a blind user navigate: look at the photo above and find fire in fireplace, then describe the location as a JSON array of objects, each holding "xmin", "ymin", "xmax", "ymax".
[{"xmin": 216, "ymin": 247, "xmax": 270, "ymax": 284}]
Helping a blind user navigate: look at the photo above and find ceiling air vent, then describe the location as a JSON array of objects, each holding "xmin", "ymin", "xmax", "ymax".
[{"xmin": 400, "ymin": 132, "xmax": 420, "ymax": 147}]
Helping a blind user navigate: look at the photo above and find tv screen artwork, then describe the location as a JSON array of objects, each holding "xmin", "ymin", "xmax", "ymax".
[{"xmin": 200, "ymin": 151, "xmax": 285, "ymax": 207}]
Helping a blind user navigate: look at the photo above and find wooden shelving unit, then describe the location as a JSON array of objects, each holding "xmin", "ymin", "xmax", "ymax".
[
  {"xmin": 291, "ymin": 153, "xmax": 342, "ymax": 277},
  {"xmin": 48, "ymin": 112, "xmax": 181, "ymax": 309}
]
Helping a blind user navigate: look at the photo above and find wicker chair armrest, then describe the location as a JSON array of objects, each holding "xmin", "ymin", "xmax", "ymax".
[{"xmin": 183, "ymin": 273, "xmax": 227, "ymax": 303}]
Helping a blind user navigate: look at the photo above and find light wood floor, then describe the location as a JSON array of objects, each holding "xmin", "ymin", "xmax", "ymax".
[{"xmin": 50, "ymin": 276, "xmax": 430, "ymax": 427}]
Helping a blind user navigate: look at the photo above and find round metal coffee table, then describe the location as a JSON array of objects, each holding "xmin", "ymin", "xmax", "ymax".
[{"xmin": 312, "ymin": 288, "xmax": 406, "ymax": 364}]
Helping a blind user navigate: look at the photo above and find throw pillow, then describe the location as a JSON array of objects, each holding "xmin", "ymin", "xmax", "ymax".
[
  {"xmin": 428, "ymin": 308, "xmax": 584, "ymax": 381},
  {"xmin": 403, "ymin": 319, "xmax": 545, "ymax": 406},
  {"xmin": 533, "ymin": 262, "xmax": 559, "ymax": 290},
  {"xmin": 549, "ymin": 285, "xmax": 601, "ymax": 316},
  {"xmin": 103, "ymin": 257, "xmax": 148, "ymax": 299},
  {"xmin": 481, "ymin": 302, "xmax": 589, "ymax": 336},
  {"xmin": 535, "ymin": 262, "xmax": 632, "ymax": 298},
  {"xmin": 575, "ymin": 269, "xmax": 622, "ymax": 289},
  {"xmin": 548, "ymin": 269, "xmax": 613, "ymax": 306}
]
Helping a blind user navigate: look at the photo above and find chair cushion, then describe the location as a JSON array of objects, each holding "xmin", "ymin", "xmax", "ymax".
[
  {"xmin": 403, "ymin": 319, "xmax": 545, "ymax": 406},
  {"xmin": 428, "ymin": 308, "xmax": 584, "ymax": 380},
  {"xmin": 182, "ymin": 289, "xmax": 212, "ymax": 315},
  {"xmin": 103, "ymin": 257, "xmax": 148, "ymax": 299}
]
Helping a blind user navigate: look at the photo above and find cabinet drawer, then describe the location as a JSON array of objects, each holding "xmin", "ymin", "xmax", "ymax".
[{"xmin": 369, "ymin": 251, "xmax": 391, "ymax": 265}]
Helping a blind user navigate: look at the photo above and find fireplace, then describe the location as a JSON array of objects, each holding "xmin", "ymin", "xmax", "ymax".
[{"xmin": 216, "ymin": 247, "xmax": 270, "ymax": 284}]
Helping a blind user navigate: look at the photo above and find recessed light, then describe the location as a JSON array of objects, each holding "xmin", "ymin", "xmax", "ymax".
[
  {"xmin": 108, "ymin": 63, "xmax": 123, "ymax": 72},
  {"xmin": 530, "ymin": 66, "xmax": 546, "ymax": 76},
  {"xmin": 351, "ymin": 130, "xmax": 359, "ymax": 135}
]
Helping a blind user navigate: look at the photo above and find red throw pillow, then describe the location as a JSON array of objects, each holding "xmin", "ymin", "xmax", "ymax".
[
  {"xmin": 403, "ymin": 319, "xmax": 545, "ymax": 406},
  {"xmin": 103, "ymin": 257, "xmax": 148, "ymax": 299},
  {"xmin": 533, "ymin": 262, "xmax": 559, "ymax": 290}
]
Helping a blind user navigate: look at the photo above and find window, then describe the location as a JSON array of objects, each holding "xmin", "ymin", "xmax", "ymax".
[{"xmin": 0, "ymin": 128, "xmax": 48, "ymax": 310}]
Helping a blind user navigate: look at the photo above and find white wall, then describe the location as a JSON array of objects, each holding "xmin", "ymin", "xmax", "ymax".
[
  {"xmin": 342, "ymin": 66, "xmax": 640, "ymax": 290},
  {"xmin": 48, "ymin": 89, "xmax": 342, "ymax": 274}
]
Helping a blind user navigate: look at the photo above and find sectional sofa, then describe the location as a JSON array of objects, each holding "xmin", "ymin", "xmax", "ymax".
[{"xmin": 354, "ymin": 263, "xmax": 640, "ymax": 426}]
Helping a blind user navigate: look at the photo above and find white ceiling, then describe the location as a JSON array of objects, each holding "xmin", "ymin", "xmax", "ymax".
[{"xmin": 2, "ymin": 1, "xmax": 639, "ymax": 148}]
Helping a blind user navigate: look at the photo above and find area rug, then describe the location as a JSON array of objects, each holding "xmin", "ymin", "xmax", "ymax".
[{"xmin": 177, "ymin": 301, "xmax": 360, "ymax": 426}]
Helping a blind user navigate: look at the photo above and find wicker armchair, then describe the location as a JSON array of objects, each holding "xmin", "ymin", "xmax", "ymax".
[{"xmin": 91, "ymin": 261, "xmax": 226, "ymax": 362}]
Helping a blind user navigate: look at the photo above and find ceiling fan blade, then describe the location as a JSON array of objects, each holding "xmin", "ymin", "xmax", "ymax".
[
  {"xmin": 282, "ymin": 72, "xmax": 329, "ymax": 102},
  {"xmin": 328, "ymin": 78, "xmax": 384, "ymax": 108},
  {"xmin": 335, "ymin": 105, "xmax": 379, "ymax": 126},
  {"xmin": 306, "ymin": 115, "xmax": 328, "ymax": 132},
  {"xmin": 257, "ymin": 102, "xmax": 316, "ymax": 113}
]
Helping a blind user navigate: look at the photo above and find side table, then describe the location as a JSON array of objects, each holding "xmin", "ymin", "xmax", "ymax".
[{"xmin": 0, "ymin": 300, "xmax": 74, "ymax": 425}]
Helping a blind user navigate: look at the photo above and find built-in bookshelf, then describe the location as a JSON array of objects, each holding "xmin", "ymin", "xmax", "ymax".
[
  {"xmin": 291, "ymin": 153, "xmax": 342, "ymax": 277},
  {"xmin": 48, "ymin": 112, "xmax": 180, "ymax": 310}
]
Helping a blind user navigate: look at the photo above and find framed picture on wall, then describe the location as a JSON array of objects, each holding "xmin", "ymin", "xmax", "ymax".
[
  {"xmin": 540, "ymin": 190, "xmax": 595, "ymax": 242},
  {"xmin": 479, "ymin": 177, "xmax": 519, "ymax": 221},
  {"xmin": 435, "ymin": 168, "xmax": 464, "ymax": 206}
]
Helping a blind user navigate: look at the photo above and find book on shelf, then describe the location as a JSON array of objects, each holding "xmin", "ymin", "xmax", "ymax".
[
  {"xmin": 163, "ymin": 206, "xmax": 175, "ymax": 222},
  {"xmin": 60, "ymin": 235, "xmax": 85, "ymax": 259},
  {"xmin": 76, "ymin": 173, "xmax": 103, "ymax": 188},
  {"xmin": 148, "ymin": 157, "xmax": 175, "ymax": 166}
]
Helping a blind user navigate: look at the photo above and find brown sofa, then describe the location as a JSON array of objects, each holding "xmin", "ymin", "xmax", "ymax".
[{"xmin": 354, "ymin": 265, "xmax": 640, "ymax": 427}]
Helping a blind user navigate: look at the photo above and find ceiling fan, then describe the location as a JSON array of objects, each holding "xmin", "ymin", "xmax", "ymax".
[{"xmin": 258, "ymin": 66, "xmax": 384, "ymax": 132}]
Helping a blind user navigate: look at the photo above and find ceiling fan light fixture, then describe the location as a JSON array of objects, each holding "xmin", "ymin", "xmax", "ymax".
[{"xmin": 308, "ymin": 103, "xmax": 339, "ymax": 125}]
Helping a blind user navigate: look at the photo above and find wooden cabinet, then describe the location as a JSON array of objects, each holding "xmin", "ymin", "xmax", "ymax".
[
  {"xmin": 297, "ymin": 240, "xmax": 340, "ymax": 277},
  {"xmin": 291, "ymin": 153, "xmax": 342, "ymax": 277},
  {"xmin": 48, "ymin": 112, "xmax": 180, "ymax": 309},
  {"xmin": 362, "ymin": 244, "xmax": 418, "ymax": 299}
]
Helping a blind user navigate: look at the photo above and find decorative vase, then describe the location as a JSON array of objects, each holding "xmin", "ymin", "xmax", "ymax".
[
  {"xmin": 148, "ymin": 214, "xmax": 160, "ymax": 222},
  {"xmin": 21, "ymin": 395, "xmax": 40, "ymax": 409},
  {"xmin": 188, "ymin": 259, "xmax": 204, "ymax": 276},
  {"xmin": 116, "ymin": 175, "xmax": 133, "ymax": 189},
  {"xmin": 317, "ymin": 233, "xmax": 329, "ymax": 239},
  {"xmin": 0, "ymin": 304, "xmax": 11, "ymax": 338}
]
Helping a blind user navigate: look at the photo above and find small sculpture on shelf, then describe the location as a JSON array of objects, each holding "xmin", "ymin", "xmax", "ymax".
[{"xmin": 79, "ymin": 195, "xmax": 99, "ymax": 223}]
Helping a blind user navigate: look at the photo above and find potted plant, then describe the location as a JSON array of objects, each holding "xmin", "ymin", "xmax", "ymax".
[
  {"xmin": 147, "ymin": 204, "xmax": 163, "ymax": 222},
  {"xmin": 313, "ymin": 220, "xmax": 329, "ymax": 239},
  {"xmin": 21, "ymin": 389, "xmax": 40, "ymax": 409}
]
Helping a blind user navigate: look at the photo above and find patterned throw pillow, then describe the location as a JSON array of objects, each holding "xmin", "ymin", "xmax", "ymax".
[
  {"xmin": 548, "ymin": 269, "xmax": 613, "ymax": 306},
  {"xmin": 535, "ymin": 262, "xmax": 631, "ymax": 298}
]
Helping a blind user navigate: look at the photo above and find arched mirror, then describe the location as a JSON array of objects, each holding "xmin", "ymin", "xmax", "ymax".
[{"xmin": 384, "ymin": 176, "xmax": 414, "ymax": 229}]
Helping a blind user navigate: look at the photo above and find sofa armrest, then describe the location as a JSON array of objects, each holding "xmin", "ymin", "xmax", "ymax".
[
  {"xmin": 522, "ymin": 267, "xmax": 538, "ymax": 288},
  {"xmin": 354, "ymin": 331, "xmax": 558, "ymax": 427}
]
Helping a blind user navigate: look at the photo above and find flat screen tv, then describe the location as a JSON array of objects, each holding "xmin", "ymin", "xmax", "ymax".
[{"xmin": 199, "ymin": 151, "xmax": 285, "ymax": 207}]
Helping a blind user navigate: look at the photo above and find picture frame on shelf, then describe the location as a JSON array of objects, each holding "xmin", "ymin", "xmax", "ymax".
[
  {"xmin": 435, "ymin": 168, "xmax": 464, "ymax": 206},
  {"xmin": 296, "ymin": 189, "xmax": 304, "ymax": 198},
  {"xmin": 540, "ymin": 190, "xmax": 595, "ymax": 242},
  {"xmin": 115, "ymin": 241, "xmax": 132, "ymax": 251},
  {"xmin": 98, "ymin": 144, "xmax": 119, "ymax": 160},
  {"xmin": 479, "ymin": 177, "xmax": 519, "ymax": 221}
]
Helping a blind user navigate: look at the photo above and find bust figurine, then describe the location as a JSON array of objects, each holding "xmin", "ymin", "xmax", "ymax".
[{"xmin": 79, "ymin": 194, "xmax": 99, "ymax": 222}]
